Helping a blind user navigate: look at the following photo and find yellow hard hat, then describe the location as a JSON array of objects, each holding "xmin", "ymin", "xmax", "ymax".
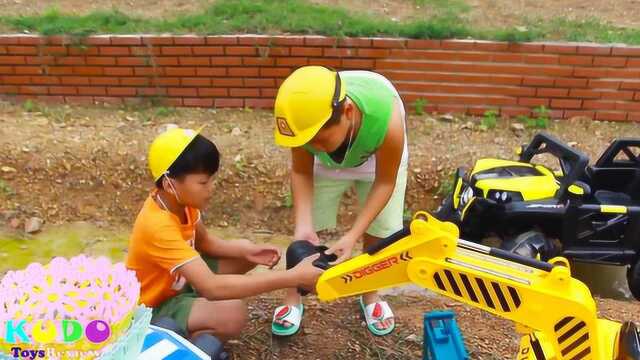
[
  {"xmin": 148, "ymin": 126, "xmax": 202, "ymax": 181},
  {"xmin": 274, "ymin": 66, "xmax": 347, "ymax": 148}
]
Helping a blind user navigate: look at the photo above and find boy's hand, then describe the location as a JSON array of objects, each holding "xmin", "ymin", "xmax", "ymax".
[
  {"xmin": 291, "ymin": 254, "xmax": 324, "ymax": 293},
  {"xmin": 244, "ymin": 243, "xmax": 281, "ymax": 269},
  {"xmin": 326, "ymin": 235, "xmax": 357, "ymax": 264},
  {"xmin": 294, "ymin": 227, "xmax": 321, "ymax": 245}
]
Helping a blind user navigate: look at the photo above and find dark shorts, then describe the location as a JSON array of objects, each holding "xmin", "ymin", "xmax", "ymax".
[{"xmin": 151, "ymin": 255, "xmax": 218, "ymax": 335}]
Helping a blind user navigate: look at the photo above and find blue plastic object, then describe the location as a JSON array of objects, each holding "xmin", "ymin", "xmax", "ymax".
[
  {"xmin": 423, "ymin": 310, "xmax": 469, "ymax": 360},
  {"xmin": 137, "ymin": 325, "xmax": 210, "ymax": 360}
]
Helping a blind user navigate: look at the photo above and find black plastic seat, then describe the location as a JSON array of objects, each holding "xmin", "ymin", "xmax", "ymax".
[{"xmin": 594, "ymin": 190, "xmax": 632, "ymax": 206}]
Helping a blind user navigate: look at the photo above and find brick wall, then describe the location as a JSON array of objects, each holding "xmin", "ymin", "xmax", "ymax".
[{"xmin": 0, "ymin": 34, "xmax": 639, "ymax": 121}]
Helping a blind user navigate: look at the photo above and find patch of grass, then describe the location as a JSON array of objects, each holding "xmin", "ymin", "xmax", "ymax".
[
  {"xmin": 516, "ymin": 106, "xmax": 550, "ymax": 129},
  {"xmin": 481, "ymin": 109, "xmax": 498, "ymax": 130},
  {"xmin": 154, "ymin": 106, "xmax": 176, "ymax": 118},
  {"xmin": 22, "ymin": 99, "xmax": 39, "ymax": 113},
  {"xmin": 413, "ymin": 98, "xmax": 427, "ymax": 115},
  {"xmin": 436, "ymin": 175, "xmax": 454, "ymax": 197},
  {"xmin": 0, "ymin": 180, "xmax": 14, "ymax": 196},
  {"xmin": 1, "ymin": 0, "xmax": 639, "ymax": 45}
]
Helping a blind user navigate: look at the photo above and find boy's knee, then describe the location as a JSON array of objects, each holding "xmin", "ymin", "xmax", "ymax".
[{"xmin": 218, "ymin": 300, "xmax": 247, "ymax": 339}]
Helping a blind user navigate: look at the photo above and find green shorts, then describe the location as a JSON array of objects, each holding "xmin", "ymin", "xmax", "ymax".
[
  {"xmin": 151, "ymin": 255, "xmax": 218, "ymax": 335},
  {"xmin": 312, "ymin": 165, "xmax": 408, "ymax": 238}
]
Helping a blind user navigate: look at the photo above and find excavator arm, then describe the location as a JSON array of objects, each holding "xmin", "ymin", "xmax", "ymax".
[{"xmin": 316, "ymin": 212, "xmax": 636, "ymax": 360}]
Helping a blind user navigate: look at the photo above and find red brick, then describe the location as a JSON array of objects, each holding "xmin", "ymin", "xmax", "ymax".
[
  {"xmin": 210, "ymin": 57, "xmax": 242, "ymax": 66},
  {"xmin": 154, "ymin": 57, "xmax": 180, "ymax": 66},
  {"xmin": 65, "ymin": 96, "xmax": 96, "ymax": 106},
  {"xmin": 212, "ymin": 78, "xmax": 243, "ymax": 87},
  {"xmin": 271, "ymin": 36, "xmax": 304, "ymax": 46},
  {"xmin": 509, "ymin": 43, "xmax": 544, "ymax": 53},
  {"xmin": 523, "ymin": 77, "xmax": 555, "ymax": 87},
  {"xmin": 596, "ymin": 111, "xmax": 627, "ymax": 121},
  {"xmin": 206, "ymin": 36, "xmax": 238, "ymax": 45},
  {"xmin": 173, "ymin": 36, "xmax": 205, "ymax": 45},
  {"xmin": 544, "ymin": 44, "xmax": 577, "ymax": 54},
  {"xmin": 593, "ymin": 56, "xmax": 627, "ymax": 67},
  {"xmin": 0, "ymin": 56, "xmax": 25, "ymax": 64},
  {"xmin": 577, "ymin": 45, "xmax": 611, "ymax": 55},
  {"xmin": 243, "ymin": 57, "xmax": 275, "ymax": 66},
  {"xmin": 589, "ymin": 80, "xmax": 620, "ymax": 89},
  {"xmin": 141, "ymin": 36, "xmax": 174, "ymax": 45},
  {"xmin": 237, "ymin": 35, "xmax": 271, "ymax": 46},
  {"xmin": 2, "ymin": 75, "xmax": 31, "ymax": 84},
  {"xmin": 611, "ymin": 47, "xmax": 640, "ymax": 56},
  {"xmin": 457, "ymin": 52, "xmax": 493, "ymax": 62},
  {"xmin": 134, "ymin": 67, "xmax": 163, "ymax": 76},
  {"xmin": 196, "ymin": 67, "xmax": 226, "ymax": 76},
  {"xmin": 83, "ymin": 36, "xmax": 111, "ymax": 45},
  {"xmin": 166, "ymin": 87, "xmax": 196, "ymax": 97},
  {"xmin": 7, "ymin": 46, "xmax": 38, "ymax": 55},
  {"xmin": 115, "ymin": 57, "xmax": 146, "ymax": 66},
  {"xmin": 260, "ymin": 68, "xmax": 291, "ymax": 77},
  {"xmin": 192, "ymin": 46, "xmax": 224, "ymax": 56},
  {"xmin": 160, "ymin": 46, "xmax": 191, "ymax": 56},
  {"xmin": 629, "ymin": 59, "xmax": 640, "ymax": 67},
  {"xmin": 244, "ymin": 78, "xmax": 275, "ymax": 87},
  {"xmin": 555, "ymin": 78, "xmax": 588, "ymax": 88},
  {"xmin": 518, "ymin": 97, "xmax": 549, "ymax": 107},
  {"xmin": 628, "ymin": 112, "xmax": 640, "ymax": 122},
  {"xmin": 474, "ymin": 41, "xmax": 509, "ymax": 52},
  {"xmin": 29, "ymin": 95, "xmax": 63, "ymax": 103},
  {"xmin": 584, "ymin": 100, "xmax": 617, "ymax": 110},
  {"xmin": 215, "ymin": 98, "xmax": 244, "ymax": 107},
  {"xmin": 60, "ymin": 77, "xmax": 90, "ymax": 85},
  {"xmin": 261, "ymin": 88, "xmax": 277, "ymax": 98},
  {"xmin": 151, "ymin": 78, "xmax": 180, "ymax": 87},
  {"xmin": 551, "ymin": 99, "xmax": 582, "ymax": 109},
  {"xmin": 304, "ymin": 36, "xmax": 336, "ymax": 47},
  {"xmin": 54, "ymin": 56, "xmax": 85, "ymax": 65},
  {"xmin": 111, "ymin": 36, "xmax": 141, "ymax": 46},
  {"xmin": 291, "ymin": 47, "xmax": 323, "ymax": 57},
  {"xmin": 324, "ymin": 48, "xmax": 356, "ymax": 57},
  {"xmin": 199, "ymin": 88, "xmax": 228, "ymax": 97},
  {"xmin": 68, "ymin": 46, "xmax": 99, "ymax": 56},
  {"xmin": 49, "ymin": 86, "xmax": 77, "ymax": 95},
  {"xmin": 86, "ymin": 56, "xmax": 116, "ymax": 66},
  {"xmin": 491, "ymin": 75, "xmax": 523, "ymax": 85},
  {"xmin": 14, "ymin": 66, "xmax": 43, "ymax": 75},
  {"xmin": 616, "ymin": 102, "xmax": 640, "ymax": 112},
  {"xmin": 358, "ymin": 48, "xmax": 390, "ymax": 58},
  {"xmin": 104, "ymin": 67, "xmax": 134, "ymax": 76},
  {"xmin": 436, "ymin": 104, "xmax": 467, "ymax": 114},
  {"xmin": 245, "ymin": 98, "xmax": 275, "ymax": 108},
  {"xmin": 46, "ymin": 66, "xmax": 74, "ymax": 75},
  {"xmin": 17, "ymin": 36, "xmax": 49, "ymax": 45},
  {"xmin": 77, "ymin": 86, "xmax": 106, "ymax": 95},
  {"xmin": 119, "ymin": 77, "xmax": 148, "ymax": 86},
  {"xmin": 574, "ymin": 67, "xmax": 608, "ymax": 78},
  {"xmin": 44, "ymin": 35, "xmax": 73, "ymax": 45},
  {"xmin": 0, "ymin": 65, "xmax": 12, "ymax": 74},
  {"xmin": 182, "ymin": 98, "xmax": 213, "ymax": 107},
  {"xmin": 259, "ymin": 46, "xmax": 289, "ymax": 57},
  {"xmin": 181, "ymin": 77, "xmax": 211, "ymax": 87},
  {"xmin": 338, "ymin": 38, "xmax": 373, "ymax": 48},
  {"xmin": 372, "ymin": 38, "xmax": 406, "ymax": 49},
  {"xmin": 559, "ymin": 55, "xmax": 593, "ymax": 66},
  {"xmin": 25, "ymin": 56, "xmax": 54, "ymax": 65},
  {"xmin": 564, "ymin": 110, "xmax": 595, "ymax": 119},
  {"xmin": 228, "ymin": 67, "xmax": 259, "ymax": 77},
  {"xmin": 165, "ymin": 67, "xmax": 196, "ymax": 76},
  {"xmin": 492, "ymin": 53, "xmax": 523, "ymax": 63},
  {"xmin": 0, "ymin": 36, "xmax": 19, "ymax": 45},
  {"xmin": 537, "ymin": 88, "xmax": 569, "ymax": 97},
  {"xmin": 341, "ymin": 59, "xmax": 374, "ymax": 69},
  {"xmin": 620, "ymin": 81, "xmax": 640, "ymax": 90},
  {"xmin": 230, "ymin": 88, "xmax": 260, "ymax": 97},
  {"xmin": 94, "ymin": 96, "xmax": 123, "ymax": 105},
  {"xmin": 90, "ymin": 77, "xmax": 119, "ymax": 86},
  {"xmin": 276, "ymin": 57, "xmax": 308, "ymax": 67},
  {"xmin": 99, "ymin": 47, "xmax": 129, "ymax": 56},
  {"xmin": 608, "ymin": 69, "xmax": 640, "ymax": 78},
  {"xmin": 31, "ymin": 76, "xmax": 60, "ymax": 85},
  {"xmin": 136, "ymin": 87, "xmax": 166, "ymax": 97},
  {"xmin": 568, "ymin": 89, "xmax": 601, "ymax": 99},
  {"xmin": 129, "ymin": 46, "xmax": 157, "ymax": 57},
  {"xmin": 74, "ymin": 66, "xmax": 103, "ymax": 76},
  {"xmin": 19, "ymin": 85, "xmax": 49, "ymax": 94},
  {"xmin": 441, "ymin": 40, "xmax": 475, "ymax": 50},
  {"xmin": 107, "ymin": 87, "xmax": 136, "ymax": 96},
  {"xmin": 179, "ymin": 57, "xmax": 210, "ymax": 66},
  {"xmin": 601, "ymin": 90, "xmax": 635, "ymax": 100},
  {"xmin": 0, "ymin": 85, "xmax": 18, "ymax": 93},
  {"xmin": 308, "ymin": 58, "xmax": 342, "ymax": 68},
  {"xmin": 225, "ymin": 46, "xmax": 257, "ymax": 56},
  {"xmin": 501, "ymin": 107, "xmax": 532, "ymax": 117}
]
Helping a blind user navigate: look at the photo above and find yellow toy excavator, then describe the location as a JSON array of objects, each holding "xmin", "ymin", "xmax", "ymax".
[{"xmin": 315, "ymin": 212, "xmax": 640, "ymax": 360}]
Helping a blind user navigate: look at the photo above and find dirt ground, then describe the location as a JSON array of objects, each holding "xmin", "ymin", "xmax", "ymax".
[
  {"xmin": 0, "ymin": 0, "xmax": 639, "ymax": 30},
  {"xmin": 1, "ymin": 100, "xmax": 640, "ymax": 358}
]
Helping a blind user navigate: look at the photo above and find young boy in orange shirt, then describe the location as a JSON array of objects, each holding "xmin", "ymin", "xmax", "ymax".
[{"xmin": 126, "ymin": 127, "xmax": 323, "ymax": 341}]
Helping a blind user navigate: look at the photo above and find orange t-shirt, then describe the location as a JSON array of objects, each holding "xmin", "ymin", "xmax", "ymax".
[{"xmin": 125, "ymin": 193, "xmax": 201, "ymax": 307}]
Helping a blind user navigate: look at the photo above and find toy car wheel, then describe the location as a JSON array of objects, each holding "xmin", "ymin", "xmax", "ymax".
[
  {"xmin": 434, "ymin": 195, "xmax": 455, "ymax": 221},
  {"xmin": 192, "ymin": 333, "xmax": 229, "ymax": 360},
  {"xmin": 626, "ymin": 261, "xmax": 640, "ymax": 301},
  {"xmin": 501, "ymin": 231, "xmax": 556, "ymax": 261}
]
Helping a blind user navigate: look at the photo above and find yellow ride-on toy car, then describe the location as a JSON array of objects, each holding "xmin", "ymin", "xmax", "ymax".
[{"xmin": 434, "ymin": 132, "xmax": 640, "ymax": 300}]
